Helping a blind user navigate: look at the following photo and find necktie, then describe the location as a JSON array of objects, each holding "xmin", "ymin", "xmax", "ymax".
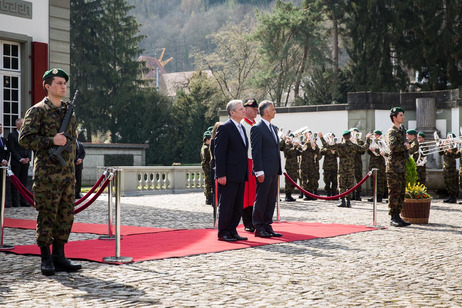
[
  {"xmin": 238, "ymin": 124, "xmax": 246, "ymax": 146},
  {"xmin": 270, "ymin": 124, "xmax": 278, "ymax": 142}
]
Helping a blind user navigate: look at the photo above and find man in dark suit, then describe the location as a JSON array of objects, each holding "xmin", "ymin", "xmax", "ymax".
[
  {"xmin": 75, "ymin": 131, "xmax": 86, "ymax": 199},
  {"xmin": 214, "ymin": 100, "xmax": 249, "ymax": 242},
  {"xmin": 0, "ymin": 123, "xmax": 10, "ymax": 209},
  {"xmin": 251, "ymin": 100, "xmax": 282, "ymax": 238},
  {"xmin": 8, "ymin": 118, "xmax": 31, "ymax": 207}
]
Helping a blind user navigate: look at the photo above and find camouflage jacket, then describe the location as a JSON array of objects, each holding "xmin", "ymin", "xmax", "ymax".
[
  {"xmin": 440, "ymin": 149, "xmax": 458, "ymax": 170},
  {"xmin": 320, "ymin": 138, "xmax": 368, "ymax": 174},
  {"xmin": 19, "ymin": 97, "xmax": 77, "ymax": 183},
  {"xmin": 321, "ymin": 146, "xmax": 338, "ymax": 172},
  {"xmin": 300, "ymin": 142, "xmax": 320, "ymax": 170},
  {"xmin": 354, "ymin": 139, "xmax": 366, "ymax": 167},
  {"xmin": 385, "ymin": 125, "xmax": 407, "ymax": 173},
  {"xmin": 201, "ymin": 143, "xmax": 211, "ymax": 174},
  {"xmin": 280, "ymin": 140, "xmax": 301, "ymax": 172},
  {"xmin": 367, "ymin": 148, "xmax": 386, "ymax": 169},
  {"xmin": 409, "ymin": 138, "xmax": 419, "ymax": 157}
]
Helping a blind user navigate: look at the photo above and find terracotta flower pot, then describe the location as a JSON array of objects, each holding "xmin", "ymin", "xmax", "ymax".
[{"xmin": 401, "ymin": 198, "xmax": 431, "ymax": 224}]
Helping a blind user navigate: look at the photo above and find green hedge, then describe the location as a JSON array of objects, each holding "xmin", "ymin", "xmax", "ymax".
[{"xmin": 104, "ymin": 154, "xmax": 134, "ymax": 166}]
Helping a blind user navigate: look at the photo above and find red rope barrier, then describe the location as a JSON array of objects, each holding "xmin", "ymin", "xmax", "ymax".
[
  {"xmin": 75, "ymin": 171, "xmax": 108, "ymax": 206},
  {"xmin": 74, "ymin": 176, "xmax": 112, "ymax": 214},
  {"xmin": 9, "ymin": 173, "xmax": 34, "ymax": 206},
  {"xmin": 283, "ymin": 171, "xmax": 372, "ymax": 200}
]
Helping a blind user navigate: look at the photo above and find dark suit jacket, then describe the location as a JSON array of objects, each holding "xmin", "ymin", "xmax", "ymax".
[
  {"xmin": 75, "ymin": 141, "xmax": 86, "ymax": 170},
  {"xmin": 251, "ymin": 120, "xmax": 282, "ymax": 176},
  {"xmin": 7, "ymin": 130, "xmax": 31, "ymax": 166},
  {"xmin": 0, "ymin": 137, "xmax": 9, "ymax": 163},
  {"xmin": 214, "ymin": 119, "xmax": 248, "ymax": 182}
]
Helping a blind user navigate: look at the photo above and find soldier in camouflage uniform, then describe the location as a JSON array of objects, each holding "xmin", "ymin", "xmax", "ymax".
[
  {"xmin": 416, "ymin": 132, "xmax": 427, "ymax": 186},
  {"xmin": 440, "ymin": 132, "xmax": 458, "ymax": 203},
  {"xmin": 300, "ymin": 133, "xmax": 320, "ymax": 200},
  {"xmin": 19, "ymin": 68, "xmax": 82, "ymax": 276},
  {"xmin": 319, "ymin": 131, "xmax": 370, "ymax": 208},
  {"xmin": 280, "ymin": 135, "xmax": 301, "ymax": 201},
  {"xmin": 367, "ymin": 130, "xmax": 387, "ymax": 203},
  {"xmin": 386, "ymin": 107, "xmax": 412, "ymax": 227},
  {"xmin": 201, "ymin": 130, "xmax": 212, "ymax": 205},
  {"xmin": 320, "ymin": 133, "xmax": 338, "ymax": 197},
  {"xmin": 350, "ymin": 128, "xmax": 366, "ymax": 201}
]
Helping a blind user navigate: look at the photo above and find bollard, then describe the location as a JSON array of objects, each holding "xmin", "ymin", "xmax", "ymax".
[
  {"xmin": 99, "ymin": 171, "xmax": 115, "ymax": 240},
  {"xmin": 368, "ymin": 168, "xmax": 384, "ymax": 229},
  {"xmin": 0, "ymin": 167, "xmax": 14, "ymax": 250},
  {"xmin": 103, "ymin": 168, "xmax": 133, "ymax": 263}
]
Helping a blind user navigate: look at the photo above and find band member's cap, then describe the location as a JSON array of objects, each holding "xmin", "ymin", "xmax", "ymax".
[
  {"xmin": 406, "ymin": 129, "xmax": 417, "ymax": 135},
  {"xmin": 243, "ymin": 98, "xmax": 258, "ymax": 108},
  {"xmin": 203, "ymin": 130, "xmax": 212, "ymax": 139},
  {"xmin": 418, "ymin": 131, "xmax": 426, "ymax": 138},
  {"xmin": 390, "ymin": 106, "xmax": 405, "ymax": 114},
  {"xmin": 342, "ymin": 130, "xmax": 351, "ymax": 136},
  {"xmin": 207, "ymin": 126, "xmax": 214, "ymax": 132},
  {"xmin": 373, "ymin": 129, "xmax": 382, "ymax": 135},
  {"xmin": 42, "ymin": 68, "xmax": 69, "ymax": 82},
  {"xmin": 447, "ymin": 132, "xmax": 456, "ymax": 138},
  {"xmin": 350, "ymin": 127, "xmax": 359, "ymax": 132}
]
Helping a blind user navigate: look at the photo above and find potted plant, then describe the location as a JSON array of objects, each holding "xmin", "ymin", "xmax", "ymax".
[{"xmin": 402, "ymin": 157, "xmax": 432, "ymax": 224}]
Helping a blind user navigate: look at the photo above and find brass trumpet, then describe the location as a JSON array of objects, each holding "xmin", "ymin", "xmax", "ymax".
[{"xmin": 418, "ymin": 132, "xmax": 458, "ymax": 156}]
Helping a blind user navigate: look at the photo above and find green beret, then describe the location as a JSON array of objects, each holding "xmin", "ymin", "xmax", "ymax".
[
  {"xmin": 203, "ymin": 131, "xmax": 212, "ymax": 138},
  {"xmin": 342, "ymin": 130, "xmax": 351, "ymax": 136},
  {"xmin": 42, "ymin": 68, "xmax": 69, "ymax": 82},
  {"xmin": 406, "ymin": 129, "xmax": 417, "ymax": 135},
  {"xmin": 447, "ymin": 132, "xmax": 456, "ymax": 138},
  {"xmin": 350, "ymin": 127, "xmax": 359, "ymax": 132},
  {"xmin": 390, "ymin": 106, "xmax": 405, "ymax": 114},
  {"xmin": 207, "ymin": 126, "xmax": 214, "ymax": 132},
  {"xmin": 418, "ymin": 131, "xmax": 425, "ymax": 138},
  {"xmin": 373, "ymin": 129, "xmax": 382, "ymax": 135}
]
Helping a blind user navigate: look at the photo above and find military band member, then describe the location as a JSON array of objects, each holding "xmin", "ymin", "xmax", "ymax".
[
  {"xmin": 319, "ymin": 131, "xmax": 370, "ymax": 208},
  {"xmin": 300, "ymin": 132, "xmax": 320, "ymax": 200},
  {"xmin": 201, "ymin": 130, "xmax": 212, "ymax": 205},
  {"xmin": 320, "ymin": 133, "xmax": 338, "ymax": 197},
  {"xmin": 406, "ymin": 129, "xmax": 419, "ymax": 158},
  {"xmin": 386, "ymin": 107, "xmax": 411, "ymax": 227},
  {"xmin": 440, "ymin": 132, "xmax": 458, "ymax": 203},
  {"xmin": 350, "ymin": 128, "xmax": 366, "ymax": 201},
  {"xmin": 280, "ymin": 134, "xmax": 301, "ymax": 201},
  {"xmin": 416, "ymin": 132, "xmax": 427, "ymax": 186},
  {"xmin": 19, "ymin": 68, "xmax": 82, "ymax": 275},
  {"xmin": 367, "ymin": 130, "xmax": 386, "ymax": 203}
]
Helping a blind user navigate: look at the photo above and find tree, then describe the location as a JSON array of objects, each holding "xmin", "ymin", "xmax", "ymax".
[{"xmin": 193, "ymin": 20, "xmax": 261, "ymax": 101}]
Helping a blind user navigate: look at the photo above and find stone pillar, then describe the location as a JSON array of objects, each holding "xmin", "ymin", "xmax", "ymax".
[{"xmin": 416, "ymin": 97, "xmax": 440, "ymax": 169}]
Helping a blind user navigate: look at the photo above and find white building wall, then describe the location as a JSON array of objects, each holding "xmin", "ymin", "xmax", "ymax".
[{"xmin": 0, "ymin": 0, "xmax": 49, "ymax": 43}]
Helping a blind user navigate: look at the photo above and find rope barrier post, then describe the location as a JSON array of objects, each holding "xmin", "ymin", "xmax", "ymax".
[
  {"xmin": 0, "ymin": 167, "xmax": 14, "ymax": 251},
  {"xmin": 368, "ymin": 168, "xmax": 384, "ymax": 229},
  {"xmin": 103, "ymin": 168, "xmax": 133, "ymax": 264},
  {"xmin": 276, "ymin": 175, "xmax": 280, "ymax": 222},
  {"xmin": 99, "ymin": 170, "xmax": 115, "ymax": 240}
]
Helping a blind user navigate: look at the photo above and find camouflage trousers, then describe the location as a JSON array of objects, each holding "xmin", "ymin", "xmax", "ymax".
[
  {"xmin": 203, "ymin": 172, "xmax": 212, "ymax": 199},
  {"xmin": 370, "ymin": 165, "xmax": 387, "ymax": 195},
  {"xmin": 34, "ymin": 180, "xmax": 75, "ymax": 247},
  {"xmin": 338, "ymin": 171, "xmax": 355, "ymax": 200},
  {"xmin": 354, "ymin": 164, "xmax": 363, "ymax": 193},
  {"xmin": 444, "ymin": 168, "xmax": 459, "ymax": 196},
  {"xmin": 285, "ymin": 168, "xmax": 298, "ymax": 194},
  {"xmin": 323, "ymin": 169, "xmax": 338, "ymax": 195},
  {"xmin": 417, "ymin": 166, "xmax": 426, "ymax": 186},
  {"xmin": 386, "ymin": 171, "xmax": 406, "ymax": 217}
]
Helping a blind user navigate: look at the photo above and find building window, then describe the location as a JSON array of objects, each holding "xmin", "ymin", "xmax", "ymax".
[{"xmin": 0, "ymin": 41, "xmax": 21, "ymax": 133}]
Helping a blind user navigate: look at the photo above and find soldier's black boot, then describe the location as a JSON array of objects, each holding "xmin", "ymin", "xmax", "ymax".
[
  {"xmin": 285, "ymin": 193, "xmax": 296, "ymax": 202},
  {"xmin": 346, "ymin": 199, "xmax": 351, "ymax": 208},
  {"xmin": 314, "ymin": 190, "xmax": 319, "ymax": 198},
  {"xmin": 52, "ymin": 244, "xmax": 82, "ymax": 272},
  {"xmin": 205, "ymin": 197, "xmax": 212, "ymax": 205},
  {"xmin": 355, "ymin": 191, "xmax": 362, "ymax": 201},
  {"xmin": 367, "ymin": 194, "xmax": 383, "ymax": 203},
  {"xmin": 304, "ymin": 191, "xmax": 315, "ymax": 200},
  {"xmin": 298, "ymin": 191, "xmax": 304, "ymax": 199},
  {"xmin": 443, "ymin": 196, "xmax": 452, "ymax": 203},
  {"xmin": 448, "ymin": 195, "xmax": 457, "ymax": 204},
  {"xmin": 390, "ymin": 215, "xmax": 407, "ymax": 227},
  {"xmin": 337, "ymin": 198, "xmax": 346, "ymax": 208},
  {"xmin": 40, "ymin": 246, "xmax": 55, "ymax": 276}
]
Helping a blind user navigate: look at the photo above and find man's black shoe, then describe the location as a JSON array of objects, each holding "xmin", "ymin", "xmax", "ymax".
[
  {"xmin": 232, "ymin": 234, "xmax": 248, "ymax": 241},
  {"xmin": 218, "ymin": 235, "xmax": 238, "ymax": 242},
  {"xmin": 244, "ymin": 227, "xmax": 255, "ymax": 232},
  {"xmin": 267, "ymin": 230, "xmax": 282, "ymax": 237},
  {"xmin": 255, "ymin": 230, "xmax": 272, "ymax": 238}
]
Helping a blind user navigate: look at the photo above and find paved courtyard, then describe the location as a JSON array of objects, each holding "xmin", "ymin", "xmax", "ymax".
[{"xmin": 0, "ymin": 191, "xmax": 461, "ymax": 307}]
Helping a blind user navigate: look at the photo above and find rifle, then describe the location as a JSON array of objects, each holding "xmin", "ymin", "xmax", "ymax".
[
  {"xmin": 401, "ymin": 124, "xmax": 409, "ymax": 159},
  {"xmin": 48, "ymin": 90, "xmax": 78, "ymax": 166}
]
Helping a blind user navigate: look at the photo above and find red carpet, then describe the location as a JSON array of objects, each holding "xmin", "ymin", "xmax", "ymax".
[
  {"xmin": 4, "ymin": 222, "xmax": 377, "ymax": 263},
  {"xmin": 3, "ymin": 218, "xmax": 174, "ymax": 235}
]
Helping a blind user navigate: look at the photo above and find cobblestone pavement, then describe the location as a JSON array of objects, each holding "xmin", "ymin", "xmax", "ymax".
[{"xmin": 0, "ymin": 191, "xmax": 461, "ymax": 307}]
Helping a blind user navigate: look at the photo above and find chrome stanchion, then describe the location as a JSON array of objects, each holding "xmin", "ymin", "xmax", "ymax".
[
  {"xmin": 103, "ymin": 168, "xmax": 133, "ymax": 263},
  {"xmin": 99, "ymin": 171, "xmax": 115, "ymax": 240},
  {"xmin": 0, "ymin": 167, "xmax": 14, "ymax": 250},
  {"xmin": 368, "ymin": 168, "xmax": 384, "ymax": 228}
]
